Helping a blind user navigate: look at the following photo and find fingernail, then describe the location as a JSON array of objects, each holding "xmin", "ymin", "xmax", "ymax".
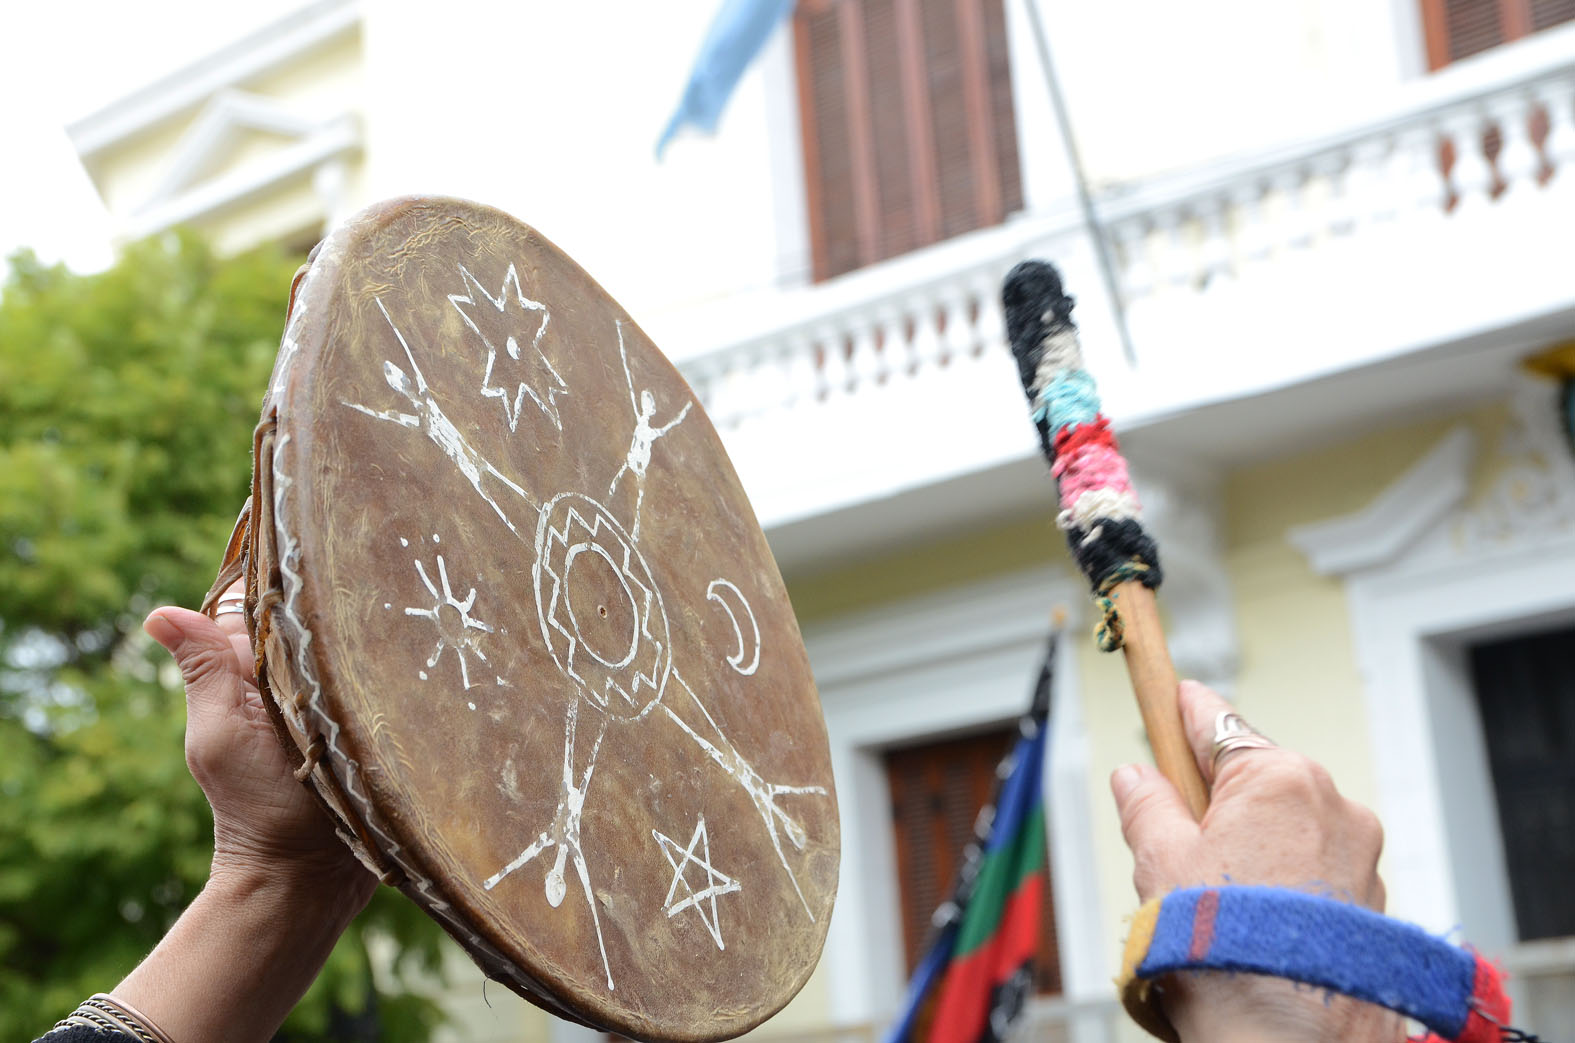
[
  {"xmin": 1111, "ymin": 764, "xmax": 1142, "ymax": 802},
  {"xmin": 143, "ymin": 611, "xmax": 182, "ymax": 652}
]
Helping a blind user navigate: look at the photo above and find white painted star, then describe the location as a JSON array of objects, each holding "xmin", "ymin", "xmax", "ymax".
[
  {"xmin": 653, "ymin": 814, "xmax": 741, "ymax": 950},
  {"xmin": 449, "ymin": 263, "xmax": 569, "ymax": 432}
]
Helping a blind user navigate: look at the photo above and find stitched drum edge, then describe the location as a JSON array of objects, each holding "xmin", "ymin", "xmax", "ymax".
[{"xmin": 255, "ymin": 240, "xmax": 587, "ymax": 1023}]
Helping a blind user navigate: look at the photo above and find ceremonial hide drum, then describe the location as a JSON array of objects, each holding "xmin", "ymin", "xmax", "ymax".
[{"xmin": 211, "ymin": 197, "xmax": 839, "ymax": 1042}]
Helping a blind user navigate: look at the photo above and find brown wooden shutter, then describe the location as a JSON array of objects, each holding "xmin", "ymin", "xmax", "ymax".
[
  {"xmin": 1531, "ymin": 0, "xmax": 1575, "ymax": 29},
  {"xmin": 884, "ymin": 725, "xmax": 1062, "ymax": 1016},
  {"xmin": 796, "ymin": 0, "xmax": 1024, "ymax": 282},
  {"xmin": 1422, "ymin": 0, "xmax": 1575, "ymax": 69}
]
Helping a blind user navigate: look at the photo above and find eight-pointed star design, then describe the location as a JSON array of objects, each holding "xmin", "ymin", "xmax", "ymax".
[
  {"xmin": 652, "ymin": 814, "xmax": 741, "ymax": 951},
  {"xmin": 449, "ymin": 263, "xmax": 569, "ymax": 432},
  {"xmin": 403, "ymin": 547, "xmax": 494, "ymax": 690}
]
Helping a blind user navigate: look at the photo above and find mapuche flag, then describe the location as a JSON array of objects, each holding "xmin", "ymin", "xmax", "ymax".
[{"xmin": 885, "ymin": 630, "xmax": 1056, "ymax": 1043}]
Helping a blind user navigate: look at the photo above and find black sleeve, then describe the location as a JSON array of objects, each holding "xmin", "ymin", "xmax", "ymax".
[{"xmin": 33, "ymin": 1028, "xmax": 141, "ymax": 1043}]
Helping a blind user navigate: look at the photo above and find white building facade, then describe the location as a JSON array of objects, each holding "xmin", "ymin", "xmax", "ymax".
[{"xmin": 68, "ymin": 1, "xmax": 1575, "ymax": 1038}]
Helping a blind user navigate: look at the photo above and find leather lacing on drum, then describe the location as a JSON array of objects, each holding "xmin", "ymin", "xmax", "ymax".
[{"xmin": 208, "ymin": 252, "xmax": 600, "ymax": 1029}]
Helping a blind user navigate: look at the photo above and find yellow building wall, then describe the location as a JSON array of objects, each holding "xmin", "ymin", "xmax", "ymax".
[
  {"xmin": 82, "ymin": 29, "xmax": 364, "ymax": 255},
  {"xmin": 789, "ymin": 400, "xmax": 1521, "ymax": 1013},
  {"xmin": 1083, "ymin": 402, "xmax": 1518, "ymax": 973}
]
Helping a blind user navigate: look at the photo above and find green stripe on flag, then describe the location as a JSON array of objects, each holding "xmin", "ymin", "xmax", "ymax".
[{"xmin": 951, "ymin": 798, "xmax": 1047, "ymax": 957}]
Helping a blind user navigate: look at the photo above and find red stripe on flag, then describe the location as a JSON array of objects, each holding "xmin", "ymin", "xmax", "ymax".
[{"xmin": 928, "ymin": 874, "xmax": 1046, "ymax": 1042}]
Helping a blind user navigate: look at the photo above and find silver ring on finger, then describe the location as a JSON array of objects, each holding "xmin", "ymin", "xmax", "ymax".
[
  {"xmin": 214, "ymin": 597, "xmax": 246, "ymax": 618},
  {"xmin": 1211, "ymin": 711, "xmax": 1276, "ymax": 772}
]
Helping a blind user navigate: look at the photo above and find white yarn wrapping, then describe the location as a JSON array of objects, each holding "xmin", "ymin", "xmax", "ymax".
[
  {"xmin": 1031, "ymin": 324, "xmax": 1084, "ymax": 392},
  {"xmin": 1057, "ymin": 487, "xmax": 1144, "ymax": 533}
]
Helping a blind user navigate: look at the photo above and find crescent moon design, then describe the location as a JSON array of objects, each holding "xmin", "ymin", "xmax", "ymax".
[{"xmin": 706, "ymin": 578, "xmax": 761, "ymax": 676}]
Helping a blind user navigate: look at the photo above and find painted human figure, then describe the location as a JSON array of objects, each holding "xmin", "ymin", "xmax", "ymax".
[
  {"xmin": 608, "ymin": 321, "xmax": 691, "ymax": 541},
  {"xmin": 355, "ymin": 298, "xmax": 825, "ymax": 994},
  {"xmin": 344, "ymin": 299, "xmax": 534, "ymax": 536}
]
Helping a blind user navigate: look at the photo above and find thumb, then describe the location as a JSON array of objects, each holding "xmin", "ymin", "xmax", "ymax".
[
  {"xmin": 1111, "ymin": 763, "xmax": 1199, "ymax": 899},
  {"xmin": 145, "ymin": 608, "xmax": 244, "ymax": 711}
]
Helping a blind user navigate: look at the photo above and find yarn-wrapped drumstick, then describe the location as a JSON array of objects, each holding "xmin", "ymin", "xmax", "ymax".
[{"xmin": 1001, "ymin": 260, "xmax": 1210, "ymax": 819}]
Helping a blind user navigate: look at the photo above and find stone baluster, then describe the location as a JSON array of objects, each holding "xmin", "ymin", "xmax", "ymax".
[
  {"xmin": 1392, "ymin": 121, "xmax": 1449, "ymax": 220},
  {"xmin": 715, "ymin": 356, "xmax": 752, "ymax": 428},
  {"xmin": 1347, "ymin": 135, "xmax": 1395, "ymax": 226},
  {"xmin": 1317, "ymin": 151, "xmax": 1354, "ymax": 236},
  {"xmin": 906, "ymin": 289, "xmax": 945, "ymax": 375},
  {"xmin": 1489, "ymin": 88, "xmax": 1541, "ymax": 197},
  {"xmin": 940, "ymin": 283, "xmax": 974, "ymax": 363},
  {"xmin": 846, "ymin": 312, "xmax": 882, "ymax": 390},
  {"xmin": 972, "ymin": 270, "xmax": 1005, "ymax": 355},
  {"xmin": 1532, "ymin": 73, "xmax": 1575, "ymax": 185},
  {"xmin": 743, "ymin": 343, "xmax": 785, "ymax": 423},
  {"xmin": 1227, "ymin": 179, "xmax": 1271, "ymax": 270},
  {"xmin": 1109, "ymin": 218, "xmax": 1154, "ymax": 304},
  {"xmin": 726, "ymin": 347, "xmax": 767, "ymax": 427},
  {"xmin": 816, "ymin": 324, "xmax": 852, "ymax": 398},
  {"xmin": 875, "ymin": 305, "xmax": 909, "ymax": 381},
  {"xmin": 1443, "ymin": 104, "xmax": 1495, "ymax": 210},
  {"xmin": 684, "ymin": 358, "xmax": 717, "ymax": 419},
  {"xmin": 1196, "ymin": 195, "xmax": 1232, "ymax": 286},
  {"xmin": 1154, "ymin": 207, "xmax": 1195, "ymax": 292},
  {"xmin": 1271, "ymin": 166, "xmax": 1314, "ymax": 251},
  {"xmin": 781, "ymin": 331, "xmax": 819, "ymax": 409}
]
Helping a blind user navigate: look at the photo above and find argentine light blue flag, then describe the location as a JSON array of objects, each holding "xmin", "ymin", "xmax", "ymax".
[{"xmin": 656, "ymin": 0, "xmax": 796, "ymax": 159}]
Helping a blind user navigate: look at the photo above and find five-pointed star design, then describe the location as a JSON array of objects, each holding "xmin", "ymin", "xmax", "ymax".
[
  {"xmin": 449, "ymin": 263, "xmax": 569, "ymax": 432},
  {"xmin": 652, "ymin": 814, "xmax": 741, "ymax": 950}
]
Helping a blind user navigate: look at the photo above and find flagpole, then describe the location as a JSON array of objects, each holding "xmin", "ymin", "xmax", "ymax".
[{"xmin": 1020, "ymin": 0, "xmax": 1137, "ymax": 368}]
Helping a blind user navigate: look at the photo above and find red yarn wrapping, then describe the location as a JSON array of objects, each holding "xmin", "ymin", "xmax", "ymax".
[{"xmin": 1052, "ymin": 413, "xmax": 1118, "ymax": 460}]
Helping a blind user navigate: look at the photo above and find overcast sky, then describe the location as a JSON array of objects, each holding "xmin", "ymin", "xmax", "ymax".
[{"xmin": 0, "ymin": 1, "xmax": 293, "ymax": 272}]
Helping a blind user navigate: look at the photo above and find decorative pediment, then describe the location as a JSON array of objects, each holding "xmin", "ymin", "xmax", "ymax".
[
  {"xmin": 1290, "ymin": 376, "xmax": 1575, "ymax": 579},
  {"xmin": 65, "ymin": 0, "xmax": 362, "ymax": 248},
  {"xmin": 120, "ymin": 102, "xmax": 360, "ymax": 242},
  {"xmin": 1288, "ymin": 427, "xmax": 1476, "ymax": 577},
  {"xmin": 141, "ymin": 90, "xmax": 321, "ymax": 211}
]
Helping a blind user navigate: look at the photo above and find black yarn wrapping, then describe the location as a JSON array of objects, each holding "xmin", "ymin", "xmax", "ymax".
[
  {"xmin": 1001, "ymin": 260, "xmax": 1163, "ymax": 593},
  {"xmin": 1066, "ymin": 518, "xmax": 1163, "ymax": 593}
]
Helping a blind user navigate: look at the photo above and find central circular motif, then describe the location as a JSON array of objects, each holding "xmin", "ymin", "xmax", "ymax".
[
  {"xmin": 533, "ymin": 492, "xmax": 670, "ymax": 718},
  {"xmin": 561, "ymin": 543, "xmax": 638, "ymax": 668}
]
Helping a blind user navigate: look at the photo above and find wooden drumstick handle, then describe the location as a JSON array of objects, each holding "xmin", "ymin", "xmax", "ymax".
[{"xmin": 1114, "ymin": 582, "xmax": 1209, "ymax": 819}]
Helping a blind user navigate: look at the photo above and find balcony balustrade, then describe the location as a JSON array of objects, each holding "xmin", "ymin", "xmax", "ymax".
[{"xmin": 679, "ymin": 36, "xmax": 1575, "ymax": 488}]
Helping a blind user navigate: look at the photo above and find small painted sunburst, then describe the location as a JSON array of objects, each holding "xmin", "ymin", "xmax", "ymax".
[{"xmin": 403, "ymin": 546, "xmax": 495, "ymax": 690}]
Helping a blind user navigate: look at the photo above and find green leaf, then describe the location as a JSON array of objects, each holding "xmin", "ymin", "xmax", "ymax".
[{"xmin": 0, "ymin": 234, "xmax": 447, "ymax": 1041}]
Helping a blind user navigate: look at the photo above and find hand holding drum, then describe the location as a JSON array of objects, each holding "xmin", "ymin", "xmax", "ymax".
[{"xmin": 201, "ymin": 197, "xmax": 839, "ymax": 1042}]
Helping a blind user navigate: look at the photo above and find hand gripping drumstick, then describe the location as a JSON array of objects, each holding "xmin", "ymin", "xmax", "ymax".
[{"xmin": 1001, "ymin": 261, "xmax": 1210, "ymax": 820}]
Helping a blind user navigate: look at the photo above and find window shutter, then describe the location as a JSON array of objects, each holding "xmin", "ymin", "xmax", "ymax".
[
  {"xmin": 1447, "ymin": 0, "xmax": 1509, "ymax": 62},
  {"xmin": 796, "ymin": 0, "xmax": 1023, "ymax": 281},
  {"xmin": 884, "ymin": 726, "xmax": 1062, "ymax": 1008},
  {"xmin": 1530, "ymin": 0, "xmax": 1575, "ymax": 29},
  {"xmin": 1421, "ymin": 0, "xmax": 1575, "ymax": 69},
  {"xmin": 796, "ymin": 1, "xmax": 862, "ymax": 280}
]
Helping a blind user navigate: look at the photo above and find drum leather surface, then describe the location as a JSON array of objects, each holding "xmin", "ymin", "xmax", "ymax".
[{"xmin": 252, "ymin": 197, "xmax": 838, "ymax": 1041}]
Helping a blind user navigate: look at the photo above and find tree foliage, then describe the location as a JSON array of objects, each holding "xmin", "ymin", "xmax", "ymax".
[{"xmin": 0, "ymin": 234, "xmax": 446, "ymax": 1040}]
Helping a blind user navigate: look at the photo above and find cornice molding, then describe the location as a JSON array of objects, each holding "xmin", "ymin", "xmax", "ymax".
[
  {"xmin": 1287, "ymin": 427, "xmax": 1477, "ymax": 577},
  {"xmin": 800, "ymin": 566, "xmax": 1076, "ymax": 690},
  {"xmin": 67, "ymin": 0, "xmax": 359, "ymax": 160},
  {"xmin": 121, "ymin": 115, "xmax": 360, "ymax": 240},
  {"xmin": 142, "ymin": 90, "xmax": 323, "ymax": 211}
]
